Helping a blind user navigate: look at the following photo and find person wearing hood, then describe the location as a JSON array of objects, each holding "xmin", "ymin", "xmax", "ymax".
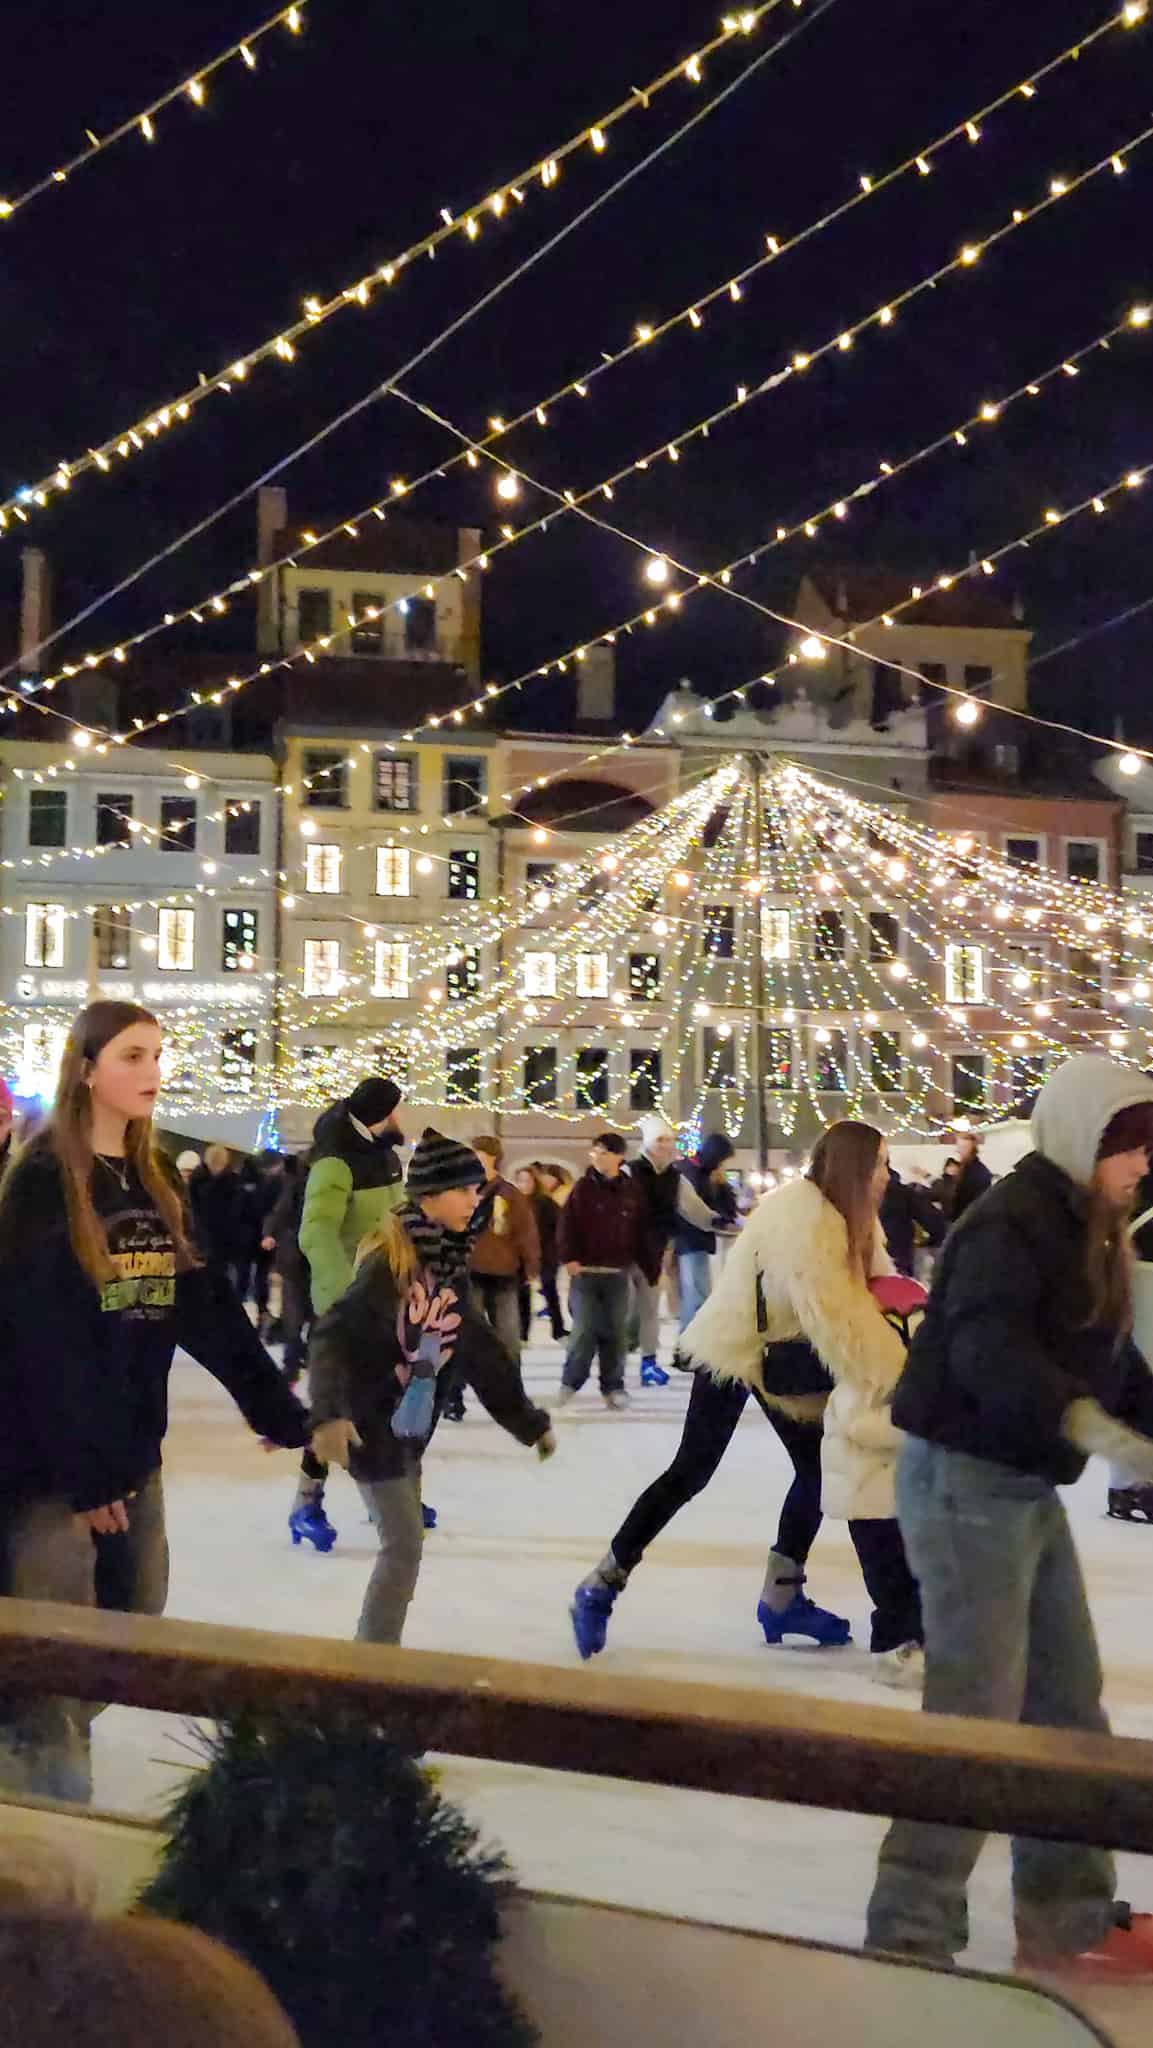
[
  {"xmin": 629, "ymin": 1115, "xmax": 682, "ymax": 1388},
  {"xmin": 673, "ymin": 1132, "xmax": 739, "ymax": 1330},
  {"xmin": 289, "ymin": 1077, "xmax": 406, "ymax": 1552},
  {"xmin": 868, "ymin": 1056, "xmax": 1153, "ymax": 1978}
]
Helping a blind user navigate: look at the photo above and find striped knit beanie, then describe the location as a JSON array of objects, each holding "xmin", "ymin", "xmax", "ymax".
[{"xmin": 406, "ymin": 1127, "xmax": 486, "ymax": 1200}]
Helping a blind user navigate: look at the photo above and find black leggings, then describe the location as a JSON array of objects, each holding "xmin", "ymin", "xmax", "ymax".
[
  {"xmin": 847, "ymin": 1518, "xmax": 923, "ymax": 1653},
  {"xmin": 612, "ymin": 1371, "xmax": 823, "ymax": 1574}
]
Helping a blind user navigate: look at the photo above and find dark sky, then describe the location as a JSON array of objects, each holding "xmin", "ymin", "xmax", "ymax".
[{"xmin": 1, "ymin": 0, "xmax": 1151, "ymax": 740}]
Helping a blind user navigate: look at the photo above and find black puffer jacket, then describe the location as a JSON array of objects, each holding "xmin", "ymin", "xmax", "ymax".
[
  {"xmin": 893, "ymin": 1150, "xmax": 1153, "ymax": 1484},
  {"xmin": 674, "ymin": 1134, "xmax": 737, "ymax": 1256}
]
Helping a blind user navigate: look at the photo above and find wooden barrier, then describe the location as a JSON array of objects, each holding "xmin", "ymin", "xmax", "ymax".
[{"xmin": 2, "ymin": 1598, "xmax": 1153, "ymax": 1853}]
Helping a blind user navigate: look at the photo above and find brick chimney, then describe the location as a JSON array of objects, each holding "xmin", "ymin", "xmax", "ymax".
[
  {"xmin": 19, "ymin": 547, "xmax": 51, "ymax": 675},
  {"xmin": 256, "ymin": 486, "xmax": 288, "ymax": 653}
]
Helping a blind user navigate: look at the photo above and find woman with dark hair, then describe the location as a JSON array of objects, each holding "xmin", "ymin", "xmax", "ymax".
[
  {"xmin": 526, "ymin": 1162, "xmax": 569, "ymax": 1342},
  {"xmin": 571, "ymin": 1120, "xmax": 922, "ymax": 1682},
  {"xmin": 0, "ymin": 1001, "xmax": 312, "ymax": 1803},
  {"xmin": 868, "ymin": 1057, "xmax": 1153, "ymax": 1976}
]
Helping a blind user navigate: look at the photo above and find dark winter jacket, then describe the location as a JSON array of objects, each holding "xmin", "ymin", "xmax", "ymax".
[
  {"xmin": 950, "ymin": 1152, "xmax": 993, "ymax": 1223},
  {"xmin": 880, "ymin": 1169, "xmax": 947, "ymax": 1277},
  {"xmin": 0, "ymin": 1141, "xmax": 310, "ymax": 1512},
  {"xmin": 532, "ymin": 1191, "xmax": 561, "ymax": 1272},
  {"xmin": 187, "ymin": 1164, "xmax": 247, "ymax": 1270},
  {"xmin": 674, "ymin": 1135, "xmax": 738, "ymax": 1256},
  {"xmin": 630, "ymin": 1152, "xmax": 681, "ymax": 1271},
  {"xmin": 558, "ymin": 1169, "xmax": 649, "ymax": 1276},
  {"xmin": 307, "ymin": 1237, "xmax": 551, "ymax": 1482},
  {"xmin": 893, "ymin": 1151, "xmax": 1153, "ymax": 1485},
  {"xmin": 298, "ymin": 1101, "xmax": 405, "ymax": 1315}
]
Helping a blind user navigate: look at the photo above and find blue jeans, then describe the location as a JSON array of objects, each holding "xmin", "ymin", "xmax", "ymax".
[
  {"xmin": 563, "ymin": 1272, "xmax": 629, "ymax": 1393},
  {"xmin": 866, "ymin": 1438, "xmax": 1115, "ymax": 1963},
  {"xmin": 677, "ymin": 1250, "xmax": 713, "ymax": 1332}
]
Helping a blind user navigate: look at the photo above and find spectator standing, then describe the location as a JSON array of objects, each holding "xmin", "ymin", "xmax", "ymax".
[
  {"xmin": 629, "ymin": 1115, "xmax": 682, "ymax": 1386},
  {"xmin": 187, "ymin": 1146, "xmax": 246, "ymax": 1286},
  {"xmin": 262, "ymin": 1154, "xmax": 310, "ymax": 1382},
  {"xmin": 469, "ymin": 1136, "xmax": 540, "ymax": 1363},
  {"xmin": 557, "ymin": 1134, "xmax": 648, "ymax": 1411}
]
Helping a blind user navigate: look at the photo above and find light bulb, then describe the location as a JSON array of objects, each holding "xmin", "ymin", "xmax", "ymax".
[
  {"xmin": 1012, "ymin": 972, "xmax": 1031, "ymax": 993},
  {"xmin": 299, "ymin": 818, "xmax": 317, "ymax": 837},
  {"xmin": 798, "ymin": 635, "xmax": 826, "ymax": 662},
  {"xmin": 531, "ymin": 827, "xmax": 549, "ymax": 845},
  {"xmin": 282, "ymin": 894, "xmax": 296, "ymax": 910},
  {"xmin": 1135, "ymin": 981, "xmax": 1151, "ymax": 1001},
  {"xmin": 495, "ymin": 472, "xmax": 520, "ymax": 502},
  {"xmin": 954, "ymin": 698, "xmax": 981, "ymax": 727},
  {"xmin": 416, "ymin": 855, "xmax": 434, "ymax": 875},
  {"xmin": 815, "ymin": 1027, "xmax": 831, "ymax": 1045},
  {"xmin": 780, "ymin": 1008, "xmax": 795, "ymax": 1024},
  {"xmin": 889, "ymin": 961, "xmax": 909, "ymax": 981},
  {"xmin": 1034, "ymin": 1002, "xmax": 1051, "ymax": 1020},
  {"xmin": 644, "ymin": 555, "xmax": 670, "ymax": 586},
  {"xmin": 74, "ymin": 730, "xmax": 92, "ymax": 749},
  {"xmin": 531, "ymin": 889, "xmax": 551, "ymax": 911},
  {"xmin": 1119, "ymin": 752, "xmax": 1143, "ymax": 776},
  {"xmin": 1011, "ymin": 1034, "xmax": 1029, "ymax": 1051},
  {"xmin": 954, "ymin": 835, "xmax": 974, "ymax": 855},
  {"xmin": 651, "ymin": 916, "xmax": 669, "ymax": 936},
  {"xmin": 912, "ymin": 1031, "xmax": 929, "ymax": 1049},
  {"xmin": 671, "ymin": 870, "xmax": 691, "ymax": 890},
  {"xmin": 886, "ymin": 859, "xmax": 906, "ymax": 883},
  {"xmin": 1110, "ymin": 1031, "xmax": 1129, "ymax": 1049},
  {"xmin": 717, "ymin": 1022, "xmax": 733, "ymax": 1040},
  {"xmin": 693, "ymin": 1000, "xmax": 710, "ymax": 1020}
]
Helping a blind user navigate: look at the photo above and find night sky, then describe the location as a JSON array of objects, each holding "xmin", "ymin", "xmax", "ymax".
[{"xmin": 1, "ymin": 0, "xmax": 1150, "ymax": 740}]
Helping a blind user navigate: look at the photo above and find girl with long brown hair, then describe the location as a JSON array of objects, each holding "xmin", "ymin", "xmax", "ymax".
[
  {"xmin": 0, "ymin": 1001, "xmax": 311, "ymax": 1804},
  {"xmin": 571, "ymin": 1119, "xmax": 924, "ymax": 1682}
]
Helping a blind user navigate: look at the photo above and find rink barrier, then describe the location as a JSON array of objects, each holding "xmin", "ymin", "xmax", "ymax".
[{"xmin": 1, "ymin": 1598, "xmax": 1152, "ymax": 1851}]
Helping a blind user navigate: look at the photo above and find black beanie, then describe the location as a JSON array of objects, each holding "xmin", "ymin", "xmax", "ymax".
[
  {"xmin": 347, "ymin": 1076, "xmax": 402, "ymax": 1126},
  {"xmin": 406, "ymin": 1128, "xmax": 486, "ymax": 1200}
]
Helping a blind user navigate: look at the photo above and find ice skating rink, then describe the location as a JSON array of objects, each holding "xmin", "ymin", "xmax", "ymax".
[{"xmin": 96, "ymin": 1335, "xmax": 1153, "ymax": 2010}]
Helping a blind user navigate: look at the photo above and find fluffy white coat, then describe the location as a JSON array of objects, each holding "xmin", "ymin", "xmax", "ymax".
[{"xmin": 681, "ymin": 1178, "xmax": 908, "ymax": 1520}]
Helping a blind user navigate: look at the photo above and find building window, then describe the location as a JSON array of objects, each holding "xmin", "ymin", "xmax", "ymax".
[
  {"xmin": 350, "ymin": 593, "xmax": 383, "ymax": 656},
  {"xmin": 447, "ymin": 947, "xmax": 481, "ymax": 1001},
  {"xmin": 522, "ymin": 951, "xmax": 557, "ymax": 998},
  {"xmin": 963, "ymin": 664, "xmax": 994, "ymax": 695},
  {"xmin": 220, "ymin": 1028, "xmax": 257, "ymax": 1094},
  {"xmin": 159, "ymin": 794, "xmax": 197, "ymax": 852},
  {"xmin": 222, "ymin": 907, "xmax": 258, "ymax": 972},
  {"xmin": 629, "ymin": 1048, "xmax": 662, "ymax": 1111},
  {"xmin": 302, "ymin": 750, "xmax": 348, "ymax": 809},
  {"xmin": 952, "ymin": 1054, "xmax": 986, "ymax": 1114},
  {"xmin": 28, "ymin": 788, "xmax": 68, "ymax": 848},
  {"xmin": 158, "ymin": 907, "xmax": 195, "ymax": 971},
  {"xmin": 224, "ymin": 801, "xmax": 261, "ymax": 856},
  {"xmin": 1134, "ymin": 831, "xmax": 1153, "ymax": 875},
  {"xmin": 762, "ymin": 908, "xmax": 791, "ymax": 960},
  {"xmin": 93, "ymin": 905, "xmax": 131, "ymax": 971},
  {"xmin": 444, "ymin": 757, "xmax": 486, "ymax": 817},
  {"xmin": 20, "ymin": 1020, "xmax": 67, "ymax": 1096},
  {"xmin": 814, "ymin": 909, "xmax": 845, "ymax": 962},
  {"xmin": 446, "ymin": 1047, "xmax": 482, "ymax": 1103},
  {"xmin": 305, "ymin": 843, "xmax": 343, "ymax": 894},
  {"xmin": 404, "ymin": 596, "xmax": 437, "ymax": 654},
  {"xmin": 868, "ymin": 911, "xmax": 900, "ymax": 961},
  {"xmin": 576, "ymin": 952, "xmax": 609, "ymax": 999},
  {"xmin": 1066, "ymin": 840, "xmax": 1102, "ymax": 885},
  {"xmin": 1067, "ymin": 947, "xmax": 1104, "ymax": 1008},
  {"xmin": 702, "ymin": 1025, "xmax": 738, "ymax": 1089},
  {"xmin": 575, "ymin": 1047, "xmax": 610, "ymax": 1111},
  {"xmin": 25, "ymin": 902, "xmax": 66, "ymax": 968},
  {"xmin": 526, "ymin": 861, "xmax": 557, "ymax": 895},
  {"xmin": 945, "ymin": 943, "xmax": 985, "ymax": 1005},
  {"xmin": 870, "ymin": 1031, "xmax": 903, "ymax": 1093},
  {"xmin": 303, "ymin": 938, "xmax": 341, "ymax": 996},
  {"xmin": 814, "ymin": 1028, "xmax": 848, "ymax": 1092},
  {"xmin": 374, "ymin": 756, "xmax": 418, "ymax": 812},
  {"xmin": 1003, "ymin": 940, "xmax": 1046, "ymax": 995},
  {"xmin": 703, "ymin": 904, "xmax": 736, "ymax": 959},
  {"xmin": 1005, "ymin": 836, "xmax": 1042, "ymax": 868},
  {"xmin": 376, "ymin": 846, "xmax": 412, "ymax": 897},
  {"xmin": 993, "ymin": 743, "xmax": 1020, "ymax": 779},
  {"xmin": 373, "ymin": 940, "xmax": 411, "ymax": 999},
  {"xmin": 523, "ymin": 1046, "xmax": 558, "ymax": 1108},
  {"xmin": 919, "ymin": 661, "xmax": 947, "ymax": 692},
  {"xmin": 297, "ymin": 588, "xmax": 332, "ymax": 643},
  {"xmin": 448, "ymin": 848, "xmax": 481, "ymax": 900},
  {"xmin": 629, "ymin": 952, "xmax": 661, "ymax": 1000},
  {"xmin": 96, "ymin": 793, "xmax": 133, "ymax": 848},
  {"xmin": 767, "ymin": 1029, "xmax": 794, "ymax": 1090}
]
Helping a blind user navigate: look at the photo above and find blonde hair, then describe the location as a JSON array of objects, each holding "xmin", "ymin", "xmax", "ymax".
[
  {"xmin": 17, "ymin": 1000, "xmax": 198, "ymax": 1291},
  {"xmin": 355, "ymin": 1209, "xmax": 417, "ymax": 1287},
  {"xmin": 203, "ymin": 1143, "xmax": 233, "ymax": 1174}
]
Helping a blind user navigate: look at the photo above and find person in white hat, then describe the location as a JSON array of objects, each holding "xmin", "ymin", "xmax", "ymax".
[{"xmin": 629, "ymin": 1116, "xmax": 680, "ymax": 1387}]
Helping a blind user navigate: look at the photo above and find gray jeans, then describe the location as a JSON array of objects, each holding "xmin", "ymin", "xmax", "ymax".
[
  {"xmin": 631, "ymin": 1269, "xmax": 661, "ymax": 1357},
  {"xmin": 563, "ymin": 1272, "xmax": 629, "ymax": 1393},
  {"xmin": 356, "ymin": 1465, "xmax": 424, "ymax": 1645},
  {"xmin": 470, "ymin": 1277, "xmax": 522, "ymax": 1366},
  {"xmin": 867, "ymin": 1438, "xmax": 1115, "ymax": 1963},
  {"xmin": 0, "ymin": 1470, "xmax": 169, "ymax": 1805}
]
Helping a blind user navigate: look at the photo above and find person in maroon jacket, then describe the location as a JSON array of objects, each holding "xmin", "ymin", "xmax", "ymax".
[{"xmin": 557, "ymin": 1133, "xmax": 648, "ymax": 1411}]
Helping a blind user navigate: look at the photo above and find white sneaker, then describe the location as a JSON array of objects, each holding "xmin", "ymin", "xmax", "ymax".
[
  {"xmin": 603, "ymin": 1390, "xmax": 631, "ymax": 1412},
  {"xmin": 872, "ymin": 1643, "xmax": 925, "ymax": 1691},
  {"xmin": 555, "ymin": 1387, "xmax": 578, "ymax": 1408}
]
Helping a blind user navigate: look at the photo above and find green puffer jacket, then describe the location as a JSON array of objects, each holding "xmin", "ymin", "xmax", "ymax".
[{"xmin": 298, "ymin": 1101, "xmax": 405, "ymax": 1314}]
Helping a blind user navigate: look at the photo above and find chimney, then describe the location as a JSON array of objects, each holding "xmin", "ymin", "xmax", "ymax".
[
  {"xmin": 577, "ymin": 644, "xmax": 615, "ymax": 724},
  {"xmin": 256, "ymin": 486, "xmax": 288, "ymax": 654},
  {"xmin": 19, "ymin": 548, "xmax": 51, "ymax": 675}
]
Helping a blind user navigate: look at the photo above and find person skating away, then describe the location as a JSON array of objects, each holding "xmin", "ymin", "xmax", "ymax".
[
  {"xmin": 673, "ymin": 1132, "xmax": 739, "ymax": 1330},
  {"xmin": 290, "ymin": 1076, "xmax": 406, "ymax": 1551},
  {"xmin": 949, "ymin": 1129, "xmax": 992, "ymax": 1223},
  {"xmin": 572, "ymin": 1121, "xmax": 923, "ymax": 1682},
  {"xmin": 307, "ymin": 1129, "xmax": 555, "ymax": 1643},
  {"xmin": 557, "ymin": 1133, "xmax": 650, "ymax": 1411},
  {"xmin": 469, "ymin": 1136, "xmax": 540, "ymax": 1363},
  {"xmin": 0, "ymin": 1001, "xmax": 312, "ymax": 1804},
  {"xmin": 629, "ymin": 1116, "xmax": 682, "ymax": 1387},
  {"xmin": 866, "ymin": 1056, "xmax": 1153, "ymax": 1978}
]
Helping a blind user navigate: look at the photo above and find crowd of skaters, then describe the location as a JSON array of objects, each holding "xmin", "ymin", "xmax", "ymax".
[{"xmin": 9, "ymin": 1007, "xmax": 1153, "ymax": 1975}]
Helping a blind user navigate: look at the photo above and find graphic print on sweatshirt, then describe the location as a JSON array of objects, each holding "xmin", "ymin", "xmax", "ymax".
[
  {"xmin": 99, "ymin": 1205, "xmax": 177, "ymax": 1320},
  {"xmin": 395, "ymin": 1271, "xmax": 464, "ymax": 1379}
]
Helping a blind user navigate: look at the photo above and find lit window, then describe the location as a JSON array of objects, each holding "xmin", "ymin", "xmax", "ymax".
[
  {"xmin": 376, "ymin": 846, "xmax": 412, "ymax": 897},
  {"xmin": 20, "ymin": 1021, "xmax": 66, "ymax": 1096},
  {"xmin": 945, "ymin": 943, "xmax": 985, "ymax": 1005},
  {"xmin": 373, "ymin": 940, "xmax": 411, "ymax": 999},
  {"xmin": 303, "ymin": 938, "xmax": 341, "ymax": 996},
  {"xmin": 523, "ymin": 951, "xmax": 558, "ymax": 998},
  {"xmin": 447, "ymin": 947, "xmax": 481, "ymax": 1001},
  {"xmin": 158, "ymin": 907, "xmax": 195, "ymax": 971},
  {"xmin": 93, "ymin": 905, "xmax": 131, "ymax": 971},
  {"xmin": 870, "ymin": 1031, "xmax": 903, "ymax": 1092},
  {"xmin": 374, "ymin": 757, "xmax": 418, "ymax": 812},
  {"xmin": 629, "ymin": 953, "xmax": 661, "ymax": 999},
  {"xmin": 448, "ymin": 847, "xmax": 481, "ymax": 900},
  {"xmin": 762, "ymin": 908, "xmax": 791, "ymax": 960},
  {"xmin": 222, "ymin": 907, "xmax": 258, "ymax": 972},
  {"xmin": 305, "ymin": 843, "xmax": 343, "ymax": 894},
  {"xmin": 25, "ymin": 902, "xmax": 66, "ymax": 968},
  {"xmin": 220, "ymin": 1029, "xmax": 257, "ymax": 1094},
  {"xmin": 576, "ymin": 952, "xmax": 609, "ymax": 998},
  {"xmin": 523, "ymin": 1046, "xmax": 558, "ymax": 1107}
]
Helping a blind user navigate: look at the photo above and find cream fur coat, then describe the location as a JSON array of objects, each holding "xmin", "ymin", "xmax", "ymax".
[{"xmin": 681, "ymin": 1178, "xmax": 908, "ymax": 1520}]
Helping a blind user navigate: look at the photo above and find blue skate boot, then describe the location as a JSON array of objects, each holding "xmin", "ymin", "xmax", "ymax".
[
  {"xmin": 422, "ymin": 1502, "xmax": 439, "ymax": 1530},
  {"xmin": 757, "ymin": 1552, "xmax": 850, "ymax": 1648},
  {"xmin": 639, "ymin": 1355, "xmax": 670, "ymax": 1387},
  {"xmin": 571, "ymin": 1554, "xmax": 629, "ymax": 1660},
  {"xmin": 289, "ymin": 1495, "xmax": 337, "ymax": 1553}
]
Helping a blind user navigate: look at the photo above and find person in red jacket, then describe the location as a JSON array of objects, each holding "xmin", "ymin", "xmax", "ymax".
[{"xmin": 557, "ymin": 1133, "xmax": 647, "ymax": 1411}]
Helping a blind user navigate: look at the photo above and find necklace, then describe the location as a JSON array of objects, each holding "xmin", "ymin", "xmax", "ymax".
[{"xmin": 97, "ymin": 1154, "xmax": 131, "ymax": 1194}]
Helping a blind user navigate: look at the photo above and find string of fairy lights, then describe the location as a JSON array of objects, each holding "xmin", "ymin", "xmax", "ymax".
[{"xmin": 1, "ymin": 5, "xmax": 1131, "ymax": 700}]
